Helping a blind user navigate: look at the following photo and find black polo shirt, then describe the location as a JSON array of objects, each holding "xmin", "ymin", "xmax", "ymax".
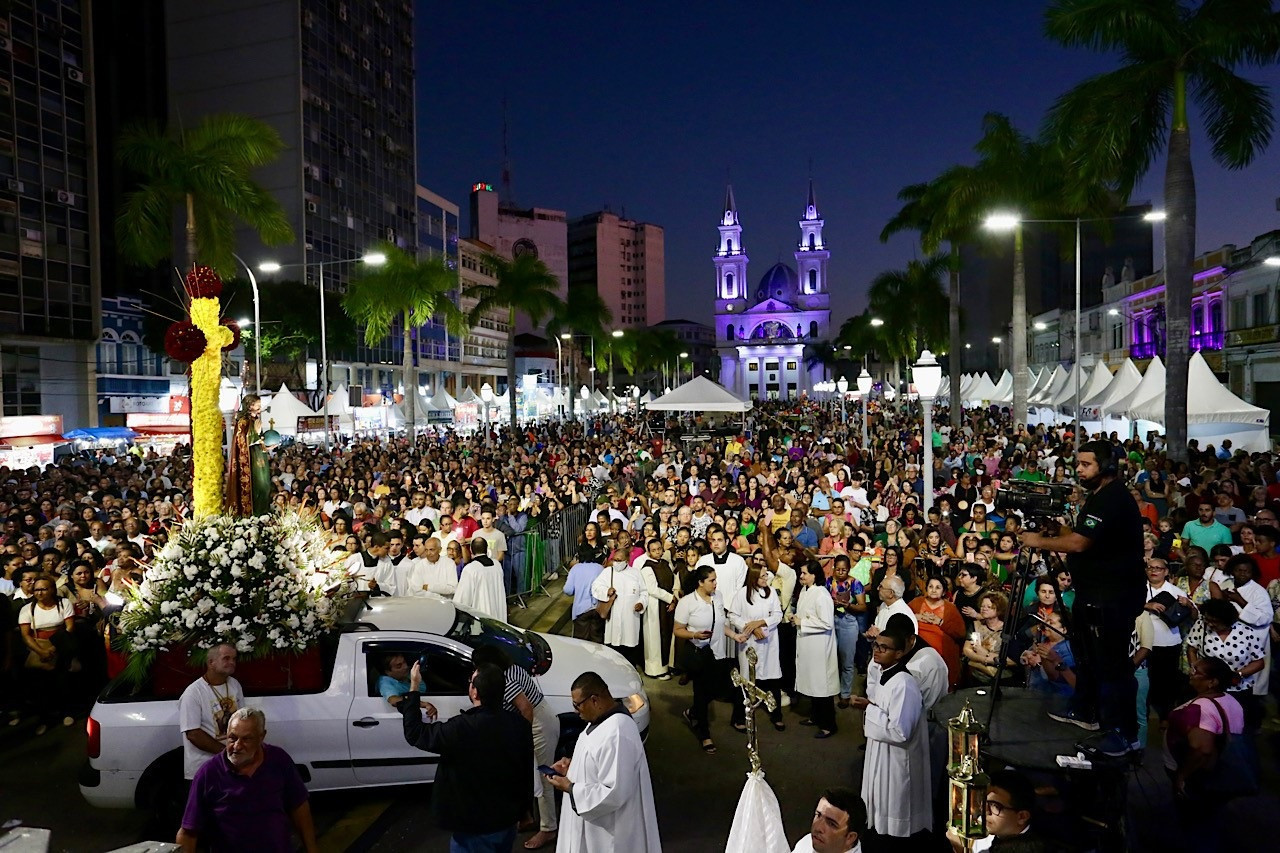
[{"xmin": 1067, "ymin": 477, "xmax": 1145, "ymax": 608}]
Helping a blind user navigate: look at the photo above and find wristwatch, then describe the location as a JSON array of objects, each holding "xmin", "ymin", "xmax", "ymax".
[{"xmin": 1055, "ymin": 662, "xmax": 1066, "ymax": 672}]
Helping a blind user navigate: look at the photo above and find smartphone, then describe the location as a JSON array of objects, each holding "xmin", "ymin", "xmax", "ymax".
[{"xmin": 538, "ymin": 764, "xmax": 562, "ymax": 777}]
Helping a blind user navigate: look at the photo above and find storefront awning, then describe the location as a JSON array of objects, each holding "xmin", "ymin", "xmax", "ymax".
[
  {"xmin": 131, "ymin": 425, "xmax": 190, "ymax": 436},
  {"xmin": 0, "ymin": 433, "xmax": 70, "ymax": 448},
  {"xmin": 64, "ymin": 427, "xmax": 138, "ymax": 442}
]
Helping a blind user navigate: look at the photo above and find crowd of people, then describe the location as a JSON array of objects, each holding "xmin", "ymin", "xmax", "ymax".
[{"xmin": 2, "ymin": 395, "xmax": 1278, "ymax": 850}]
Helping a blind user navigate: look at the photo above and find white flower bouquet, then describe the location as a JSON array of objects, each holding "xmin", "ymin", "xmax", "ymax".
[{"xmin": 116, "ymin": 509, "xmax": 356, "ymax": 686}]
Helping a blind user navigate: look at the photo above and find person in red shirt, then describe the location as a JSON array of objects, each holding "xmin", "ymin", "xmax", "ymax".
[{"xmin": 1249, "ymin": 525, "xmax": 1280, "ymax": 587}]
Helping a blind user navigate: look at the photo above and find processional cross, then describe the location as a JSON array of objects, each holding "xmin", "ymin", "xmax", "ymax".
[{"xmin": 731, "ymin": 646, "xmax": 777, "ymax": 773}]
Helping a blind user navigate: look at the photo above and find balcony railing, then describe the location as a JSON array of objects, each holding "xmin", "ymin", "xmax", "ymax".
[
  {"xmin": 1129, "ymin": 330, "xmax": 1224, "ymax": 360},
  {"xmin": 1190, "ymin": 330, "xmax": 1224, "ymax": 351}
]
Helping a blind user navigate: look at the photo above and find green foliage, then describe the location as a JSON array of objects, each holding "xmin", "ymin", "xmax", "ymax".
[
  {"xmin": 344, "ymin": 244, "xmax": 467, "ymax": 345},
  {"xmin": 866, "ymin": 255, "xmax": 951, "ymax": 361},
  {"xmin": 115, "ymin": 114, "xmax": 294, "ymax": 277}
]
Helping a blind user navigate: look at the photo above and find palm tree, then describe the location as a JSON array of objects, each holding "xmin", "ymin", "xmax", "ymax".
[
  {"xmin": 547, "ymin": 287, "xmax": 612, "ymax": 420},
  {"xmin": 465, "ymin": 254, "xmax": 564, "ymax": 426},
  {"xmin": 867, "ymin": 255, "xmax": 951, "ymax": 409},
  {"xmin": 630, "ymin": 326, "xmax": 681, "ymax": 392},
  {"xmin": 1043, "ymin": 1, "xmax": 1280, "ymax": 463},
  {"xmin": 881, "ymin": 175, "xmax": 979, "ymax": 428},
  {"xmin": 115, "ymin": 114, "xmax": 294, "ymax": 277},
  {"xmin": 344, "ymin": 245, "xmax": 467, "ymax": 435}
]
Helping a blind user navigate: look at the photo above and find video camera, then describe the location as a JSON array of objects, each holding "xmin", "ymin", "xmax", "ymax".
[{"xmin": 994, "ymin": 480, "xmax": 1074, "ymax": 532}]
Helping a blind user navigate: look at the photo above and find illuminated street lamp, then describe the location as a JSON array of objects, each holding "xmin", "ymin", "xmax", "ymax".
[
  {"xmin": 856, "ymin": 368, "xmax": 873, "ymax": 451},
  {"xmin": 836, "ymin": 376, "xmax": 849, "ymax": 424},
  {"xmin": 913, "ymin": 350, "xmax": 943, "ymax": 512}
]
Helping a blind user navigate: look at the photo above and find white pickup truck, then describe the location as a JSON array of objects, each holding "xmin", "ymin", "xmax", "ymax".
[{"xmin": 80, "ymin": 596, "xmax": 649, "ymax": 812}]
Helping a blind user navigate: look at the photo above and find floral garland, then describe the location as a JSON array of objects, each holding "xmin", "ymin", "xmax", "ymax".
[{"xmin": 116, "ymin": 510, "xmax": 356, "ymax": 684}]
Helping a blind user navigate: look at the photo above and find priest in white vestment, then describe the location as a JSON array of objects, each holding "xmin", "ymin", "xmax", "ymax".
[
  {"xmin": 404, "ymin": 535, "xmax": 457, "ymax": 598},
  {"xmin": 591, "ymin": 558, "xmax": 646, "ymax": 667},
  {"xmin": 852, "ymin": 621, "xmax": 931, "ymax": 840},
  {"xmin": 695, "ymin": 527, "xmax": 748, "ymax": 600},
  {"xmin": 548, "ymin": 671, "xmax": 660, "ymax": 853},
  {"xmin": 453, "ymin": 537, "xmax": 507, "ymax": 622}
]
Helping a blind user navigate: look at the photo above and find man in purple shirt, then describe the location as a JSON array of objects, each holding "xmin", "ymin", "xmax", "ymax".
[{"xmin": 178, "ymin": 707, "xmax": 317, "ymax": 853}]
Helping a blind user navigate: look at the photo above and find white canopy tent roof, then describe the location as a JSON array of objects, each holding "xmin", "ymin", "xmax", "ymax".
[
  {"xmin": 646, "ymin": 376, "xmax": 752, "ymax": 412},
  {"xmin": 1109, "ymin": 356, "xmax": 1165, "ymax": 420},
  {"xmin": 640, "ymin": 391, "xmax": 655, "ymax": 405},
  {"xmin": 990, "ymin": 370, "xmax": 1014, "ymax": 404},
  {"xmin": 325, "ymin": 384, "xmax": 353, "ymax": 417},
  {"xmin": 1031, "ymin": 366, "xmax": 1068, "ymax": 404},
  {"xmin": 429, "ymin": 388, "xmax": 457, "ymax": 411},
  {"xmin": 1026, "ymin": 367, "xmax": 1049, "ymax": 399},
  {"xmin": 959, "ymin": 374, "xmax": 976, "ymax": 397},
  {"xmin": 1046, "ymin": 363, "xmax": 1085, "ymax": 408},
  {"xmin": 966, "ymin": 372, "xmax": 999, "ymax": 405},
  {"xmin": 1084, "ymin": 359, "xmax": 1142, "ymax": 414},
  {"xmin": 396, "ymin": 391, "xmax": 436, "ymax": 424},
  {"xmin": 1058, "ymin": 362, "xmax": 1114, "ymax": 412},
  {"xmin": 264, "ymin": 384, "xmax": 319, "ymax": 435},
  {"xmin": 457, "ymin": 387, "xmax": 479, "ymax": 404},
  {"xmin": 936, "ymin": 377, "xmax": 950, "ymax": 399},
  {"xmin": 1129, "ymin": 352, "xmax": 1270, "ymax": 446}
]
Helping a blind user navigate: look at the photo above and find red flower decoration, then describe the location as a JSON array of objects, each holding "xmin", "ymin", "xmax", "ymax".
[
  {"xmin": 165, "ymin": 321, "xmax": 207, "ymax": 363},
  {"xmin": 221, "ymin": 319, "xmax": 242, "ymax": 352},
  {"xmin": 185, "ymin": 265, "xmax": 223, "ymax": 299}
]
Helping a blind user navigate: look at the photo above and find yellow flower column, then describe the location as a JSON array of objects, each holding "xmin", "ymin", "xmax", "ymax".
[{"xmin": 190, "ymin": 296, "xmax": 234, "ymax": 517}]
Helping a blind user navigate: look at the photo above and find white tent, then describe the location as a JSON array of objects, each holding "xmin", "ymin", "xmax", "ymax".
[
  {"xmin": 1026, "ymin": 367, "xmax": 1049, "ymax": 399},
  {"xmin": 990, "ymin": 370, "xmax": 1014, "ymax": 404},
  {"xmin": 646, "ymin": 376, "xmax": 752, "ymax": 412},
  {"xmin": 1058, "ymin": 362, "xmax": 1113, "ymax": 414},
  {"xmin": 264, "ymin": 384, "xmax": 319, "ymax": 436},
  {"xmin": 1110, "ymin": 356, "xmax": 1165, "ymax": 438},
  {"xmin": 959, "ymin": 374, "xmax": 976, "ymax": 398},
  {"xmin": 1129, "ymin": 352, "xmax": 1271, "ymax": 451},
  {"xmin": 396, "ymin": 391, "xmax": 435, "ymax": 425},
  {"xmin": 640, "ymin": 391, "xmax": 655, "ymax": 405},
  {"xmin": 1085, "ymin": 359, "xmax": 1143, "ymax": 436},
  {"xmin": 966, "ymin": 372, "xmax": 999, "ymax": 405},
  {"xmin": 325, "ymin": 384, "xmax": 353, "ymax": 417},
  {"xmin": 1047, "ymin": 363, "xmax": 1085, "ymax": 409},
  {"xmin": 429, "ymin": 387, "xmax": 457, "ymax": 411},
  {"xmin": 457, "ymin": 387, "xmax": 479, "ymax": 404},
  {"xmin": 1030, "ymin": 366, "xmax": 1067, "ymax": 404},
  {"xmin": 936, "ymin": 376, "xmax": 951, "ymax": 400}
]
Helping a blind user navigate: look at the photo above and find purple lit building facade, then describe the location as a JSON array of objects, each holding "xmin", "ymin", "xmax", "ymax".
[{"xmin": 714, "ymin": 184, "xmax": 830, "ymax": 400}]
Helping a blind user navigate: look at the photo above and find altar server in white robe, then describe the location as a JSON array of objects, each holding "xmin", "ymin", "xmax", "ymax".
[
  {"xmin": 592, "ymin": 556, "xmax": 647, "ymax": 668},
  {"xmin": 453, "ymin": 536, "xmax": 507, "ymax": 622},
  {"xmin": 727, "ymin": 562, "xmax": 785, "ymax": 730},
  {"xmin": 791, "ymin": 561, "xmax": 839, "ymax": 738},
  {"xmin": 852, "ymin": 621, "xmax": 931, "ymax": 840},
  {"xmin": 696, "ymin": 526, "xmax": 748, "ymax": 601},
  {"xmin": 635, "ymin": 538, "xmax": 677, "ymax": 679},
  {"xmin": 548, "ymin": 671, "xmax": 661, "ymax": 853}
]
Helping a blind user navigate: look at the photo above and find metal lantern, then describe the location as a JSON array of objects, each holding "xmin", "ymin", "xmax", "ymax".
[
  {"xmin": 947, "ymin": 754, "xmax": 990, "ymax": 844},
  {"xmin": 947, "ymin": 700, "xmax": 986, "ymax": 773}
]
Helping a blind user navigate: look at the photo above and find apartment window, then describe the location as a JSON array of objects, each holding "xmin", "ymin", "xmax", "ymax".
[
  {"xmin": 1252, "ymin": 292, "xmax": 1268, "ymax": 326},
  {"xmin": 1230, "ymin": 298, "xmax": 1246, "ymax": 330},
  {"xmin": 2, "ymin": 346, "xmax": 41, "ymax": 416},
  {"xmin": 1110, "ymin": 321, "xmax": 1123, "ymax": 350}
]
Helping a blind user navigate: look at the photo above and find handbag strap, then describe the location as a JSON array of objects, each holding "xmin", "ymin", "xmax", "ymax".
[{"xmin": 1204, "ymin": 696, "xmax": 1235, "ymax": 750}]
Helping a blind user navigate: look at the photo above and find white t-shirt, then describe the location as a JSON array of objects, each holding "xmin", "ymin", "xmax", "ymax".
[
  {"xmin": 17, "ymin": 598, "xmax": 73, "ymax": 630},
  {"xmin": 472, "ymin": 527, "xmax": 507, "ymax": 559},
  {"xmin": 178, "ymin": 675, "xmax": 245, "ymax": 779}
]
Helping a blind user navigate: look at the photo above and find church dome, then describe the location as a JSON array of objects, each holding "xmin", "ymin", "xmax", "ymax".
[{"xmin": 755, "ymin": 262, "xmax": 799, "ymax": 302}]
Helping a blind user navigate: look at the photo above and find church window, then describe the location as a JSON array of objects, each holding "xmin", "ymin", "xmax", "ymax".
[
  {"xmin": 808, "ymin": 234, "xmax": 816, "ymax": 250},
  {"xmin": 809, "ymin": 321, "xmax": 818, "ymax": 338},
  {"xmin": 786, "ymin": 361, "xmax": 797, "ymax": 371},
  {"xmin": 748, "ymin": 361, "xmax": 758, "ymax": 372},
  {"xmin": 808, "ymin": 269, "xmax": 817, "ymax": 291},
  {"xmin": 725, "ymin": 272, "xmax": 734, "ymax": 296},
  {"xmin": 726, "ymin": 324, "xmax": 734, "ymax": 340},
  {"xmin": 726, "ymin": 238, "xmax": 734, "ymax": 254}
]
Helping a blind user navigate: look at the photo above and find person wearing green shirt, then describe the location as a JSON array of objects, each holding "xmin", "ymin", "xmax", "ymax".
[
  {"xmin": 1179, "ymin": 502, "xmax": 1233, "ymax": 552},
  {"xmin": 1014, "ymin": 458, "xmax": 1047, "ymax": 483}
]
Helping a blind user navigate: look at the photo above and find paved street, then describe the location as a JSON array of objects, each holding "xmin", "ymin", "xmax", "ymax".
[{"xmin": 5, "ymin": 582, "xmax": 1280, "ymax": 852}]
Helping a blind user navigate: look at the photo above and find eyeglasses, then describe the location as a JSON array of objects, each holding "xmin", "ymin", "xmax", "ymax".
[
  {"xmin": 985, "ymin": 799, "xmax": 1013, "ymax": 816},
  {"xmin": 871, "ymin": 642, "xmax": 899, "ymax": 653},
  {"xmin": 572, "ymin": 694, "xmax": 597, "ymax": 711}
]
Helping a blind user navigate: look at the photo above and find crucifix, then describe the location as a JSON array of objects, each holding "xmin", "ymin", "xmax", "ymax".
[{"xmin": 731, "ymin": 646, "xmax": 777, "ymax": 773}]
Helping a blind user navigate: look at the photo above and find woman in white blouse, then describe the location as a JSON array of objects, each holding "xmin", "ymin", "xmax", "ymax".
[
  {"xmin": 1186, "ymin": 598, "xmax": 1267, "ymax": 730},
  {"xmin": 674, "ymin": 564, "xmax": 734, "ymax": 754},
  {"xmin": 790, "ymin": 560, "xmax": 839, "ymax": 738},
  {"xmin": 16, "ymin": 574, "xmax": 76, "ymax": 734},
  {"xmin": 727, "ymin": 564, "xmax": 784, "ymax": 732}
]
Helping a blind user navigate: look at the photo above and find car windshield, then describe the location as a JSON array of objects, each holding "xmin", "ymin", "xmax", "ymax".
[{"xmin": 444, "ymin": 609, "xmax": 551, "ymax": 674}]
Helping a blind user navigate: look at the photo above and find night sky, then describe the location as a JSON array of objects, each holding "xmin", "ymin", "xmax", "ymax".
[{"xmin": 415, "ymin": 1, "xmax": 1280, "ymax": 327}]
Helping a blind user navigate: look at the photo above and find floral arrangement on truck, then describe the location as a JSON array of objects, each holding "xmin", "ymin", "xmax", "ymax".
[{"xmin": 113, "ymin": 265, "xmax": 355, "ymax": 694}]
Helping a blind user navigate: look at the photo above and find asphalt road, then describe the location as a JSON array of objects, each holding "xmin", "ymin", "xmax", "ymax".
[{"xmin": 5, "ymin": 583, "xmax": 1279, "ymax": 852}]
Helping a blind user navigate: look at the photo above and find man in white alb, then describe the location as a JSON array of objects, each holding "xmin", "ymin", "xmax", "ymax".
[
  {"xmin": 454, "ymin": 537, "xmax": 507, "ymax": 621},
  {"xmin": 405, "ymin": 534, "xmax": 456, "ymax": 598},
  {"xmin": 695, "ymin": 526, "xmax": 748, "ymax": 601}
]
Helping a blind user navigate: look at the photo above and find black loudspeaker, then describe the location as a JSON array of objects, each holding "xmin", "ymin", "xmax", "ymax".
[{"xmin": 349, "ymin": 385, "xmax": 363, "ymax": 407}]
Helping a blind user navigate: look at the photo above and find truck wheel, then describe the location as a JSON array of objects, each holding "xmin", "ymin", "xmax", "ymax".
[{"xmin": 136, "ymin": 748, "xmax": 185, "ymax": 836}]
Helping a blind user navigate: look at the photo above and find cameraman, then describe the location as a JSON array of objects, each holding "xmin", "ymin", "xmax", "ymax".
[{"xmin": 1018, "ymin": 440, "xmax": 1144, "ymax": 756}]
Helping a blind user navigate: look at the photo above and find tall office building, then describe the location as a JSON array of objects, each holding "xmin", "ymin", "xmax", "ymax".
[
  {"xmin": 166, "ymin": 0, "xmax": 417, "ymax": 385},
  {"xmin": 567, "ymin": 210, "xmax": 665, "ymax": 328},
  {"xmin": 469, "ymin": 182, "xmax": 567, "ymax": 304},
  {"xmin": 0, "ymin": 0, "xmax": 100, "ymax": 428}
]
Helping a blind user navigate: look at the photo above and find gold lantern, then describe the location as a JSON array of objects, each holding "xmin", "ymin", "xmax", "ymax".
[
  {"xmin": 947, "ymin": 700, "xmax": 986, "ymax": 773},
  {"xmin": 947, "ymin": 754, "xmax": 990, "ymax": 846}
]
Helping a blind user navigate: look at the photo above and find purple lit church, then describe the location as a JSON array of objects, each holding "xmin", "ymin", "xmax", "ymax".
[{"xmin": 714, "ymin": 184, "xmax": 832, "ymax": 400}]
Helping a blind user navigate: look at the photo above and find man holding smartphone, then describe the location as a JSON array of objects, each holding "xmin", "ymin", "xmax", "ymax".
[{"xmin": 399, "ymin": 662, "xmax": 533, "ymax": 852}]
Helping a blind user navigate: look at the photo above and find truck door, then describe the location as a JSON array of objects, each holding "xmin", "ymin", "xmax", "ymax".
[{"xmin": 347, "ymin": 635, "xmax": 475, "ymax": 786}]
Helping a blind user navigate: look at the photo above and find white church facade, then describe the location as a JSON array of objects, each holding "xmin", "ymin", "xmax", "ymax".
[{"xmin": 714, "ymin": 184, "xmax": 831, "ymax": 400}]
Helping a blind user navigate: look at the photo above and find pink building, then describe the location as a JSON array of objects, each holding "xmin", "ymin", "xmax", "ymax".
[{"xmin": 568, "ymin": 211, "xmax": 665, "ymax": 328}]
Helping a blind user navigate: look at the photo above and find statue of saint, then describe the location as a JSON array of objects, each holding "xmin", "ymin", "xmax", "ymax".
[{"xmin": 226, "ymin": 394, "xmax": 271, "ymax": 517}]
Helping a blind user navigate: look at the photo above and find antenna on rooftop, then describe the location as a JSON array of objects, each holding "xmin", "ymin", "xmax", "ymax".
[{"xmin": 501, "ymin": 94, "xmax": 514, "ymax": 206}]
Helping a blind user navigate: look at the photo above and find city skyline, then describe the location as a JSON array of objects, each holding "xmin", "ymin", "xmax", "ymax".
[{"xmin": 416, "ymin": 1, "xmax": 1280, "ymax": 328}]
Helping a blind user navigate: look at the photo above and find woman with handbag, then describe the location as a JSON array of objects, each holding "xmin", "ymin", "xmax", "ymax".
[
  {"xmin": 673, "ymin": 564, "xmax": 733, "ymax": 755},
  {"xmin": 1164, "ymin": 656, "xmax": 1255, "ymax": 805},
  {"xmin": 1185, "ymin": 599, "xmax": 1267, "ymax": 732},
  {"xmin": 17, "ymin": 574, "xmax": 77, "ymax": 734}
]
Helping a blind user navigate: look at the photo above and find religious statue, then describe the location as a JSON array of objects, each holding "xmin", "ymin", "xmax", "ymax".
[
  {"xmin": 1121, "ymin": 257, "xmax": 1135, "ymax": 284},
  {"xmin": 1101, "ymin": 265, "xmax": 1115, "ymax": 289},
  {"xmin": 226, "ymin": 394, "xmax": 271, "ymax": 517}
]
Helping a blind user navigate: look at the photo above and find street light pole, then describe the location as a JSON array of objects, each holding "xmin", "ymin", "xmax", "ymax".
[
  {"xmin": 837, "ymin": 376, "xmax": 848, "ymax": 425},
  {"xmin": 553, "ymin": 334, "xmax": 563, "ymax": 422},
  {"xmin": 1073, "ymin": 216, "xmax": 1082, "ymax": 448},
  {"xmin": 231, "ymin": 252, "xmax": 261, "ymax": 397},
  {"xmin": 857, "ymin": 368, "xmax": 872, "ymax": 455},
  {"xmin": 913, "ymin": 350, "xmax": 942, "ymax": 513}
]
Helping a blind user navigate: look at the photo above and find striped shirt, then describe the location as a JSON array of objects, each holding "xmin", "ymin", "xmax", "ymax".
[{"xmin": 502, "ymin": 663, "xmax": 543, "ymax": 712}]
